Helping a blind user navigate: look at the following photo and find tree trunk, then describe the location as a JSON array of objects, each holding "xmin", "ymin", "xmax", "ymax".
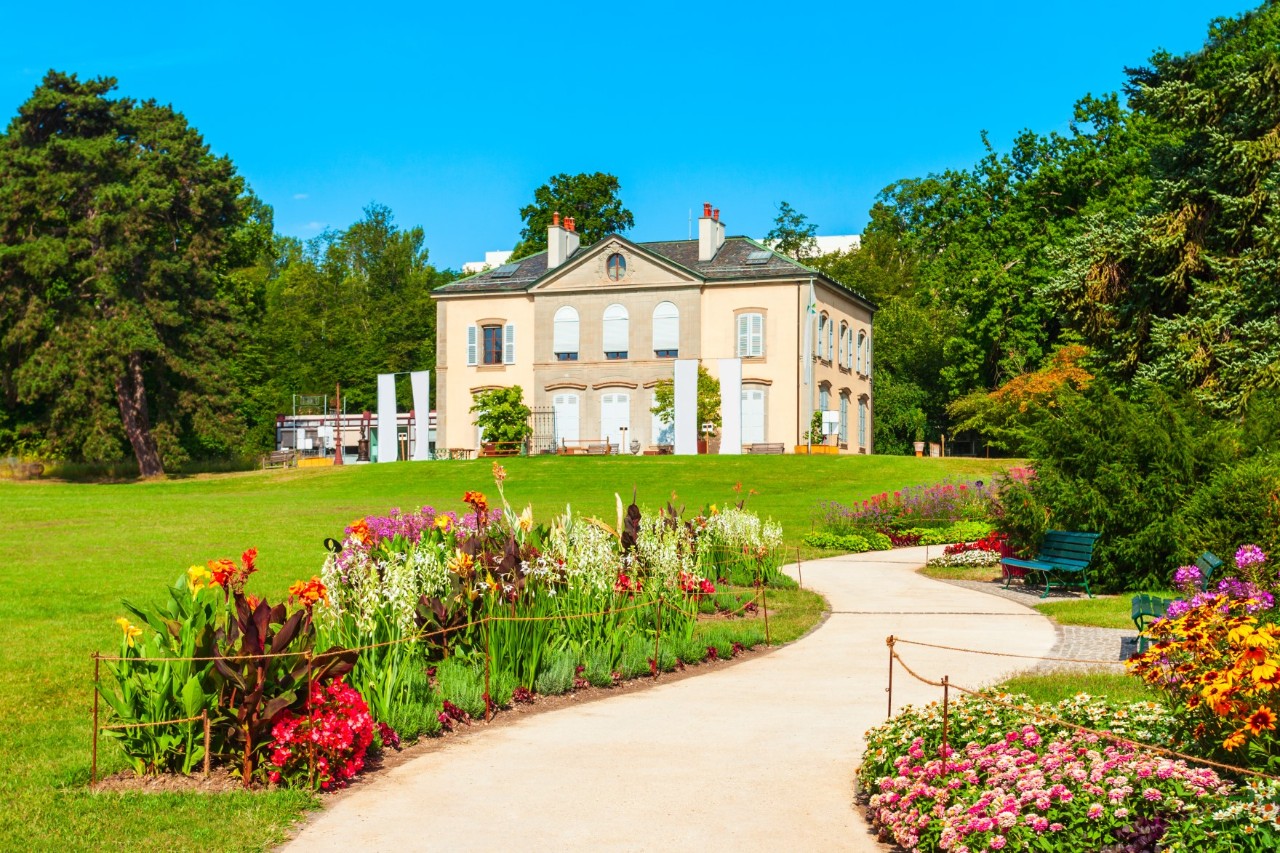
[{"xmin": 115, "ymin": 351, "xmax": 164, "ymax": 477}]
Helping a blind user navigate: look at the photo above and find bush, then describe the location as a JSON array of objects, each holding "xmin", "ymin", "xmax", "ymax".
[
  {"xmin": 803, "ymin": 531, "xmax": 893, "ymax": 552},
  {"xmin": 533, "ymin": 650, "xmax": 576, "ymax": 696},
  {"xmin": 264, "ymin": 677, "xmax": 374, "ymax": 790},
  {"xmin": 436, "ymin": 659, "xmax": 487, "ymax": 719},
  {"xmin": 1176, "ymin": 455, "xmax": 1280, "ymax": 568}
]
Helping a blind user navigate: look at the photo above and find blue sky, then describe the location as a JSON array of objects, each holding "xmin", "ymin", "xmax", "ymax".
[{"xmin": 0, "ymin": 1, "xmax": 1258, "ymax": 269}]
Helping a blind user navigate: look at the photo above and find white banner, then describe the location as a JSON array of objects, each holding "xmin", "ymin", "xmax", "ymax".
[
  {"xmin": 376, "ymin": 373, "xmax": 398, "ymax": 463},
  {"xmin": 673, "ymin": 359, "xmax": 698, "ymax": 456},
  {"xmin": 410, "ymin": 371, "xmax": 431, "ymax": 461},
  {"xmin": 717, "ymin": 358, "xmax": 742, "ymax": 454}
]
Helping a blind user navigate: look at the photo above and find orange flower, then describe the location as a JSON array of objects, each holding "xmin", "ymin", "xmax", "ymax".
[
  {"xmin": 288, "ymin": 576, "xmax": 328, "ymax": 608},
  {"xmin": 348, "ymin": 519, "xmax": 371, "ymax": 546},
  {"xmin": 241, "ymin": 547, "xmax": 258, "ymax": 577},
  {"xmin": 1247, "ymin": 706, "xmax": 1277, "ymax": 736},
  {"xmin": 463, "ymin": 491, "xmax": 489, "ymax": 513},
  {"xmin": 208, "ymin": 558, "xmax": 237, "ymax": 588},
  {"xmin": 491, "ymin": 462, "xmax": 507, "ymax": 484},
  {"xmin": 1224, "ymin": 729, "xmax": 1248, "ymax": 751}
]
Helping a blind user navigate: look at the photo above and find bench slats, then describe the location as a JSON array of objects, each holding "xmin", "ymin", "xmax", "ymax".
[{"xmin": 1001, "ymin": 530, "xmax": 1099, "ymax": 598}]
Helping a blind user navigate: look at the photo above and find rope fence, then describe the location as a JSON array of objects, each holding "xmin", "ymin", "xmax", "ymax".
[
  {"xmin": 89, "ymin": 586, "xmax": 771, "ymax": 788},
  {"xmin": 882, "ymin": 634, "xmax": 1280, "ymax": 785}
]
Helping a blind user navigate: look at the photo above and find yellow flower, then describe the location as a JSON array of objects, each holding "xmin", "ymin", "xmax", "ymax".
[
  {"xmin": 709, "ymin": 504, "xmax": 718, "ymax": 515},
  {"xmin": 116, "ymin": 617, "xmax": 142, "ymax": 648},
  {"xmin": 186, "ymin": 564, "xmax": 212, "ymax": 597},
  {"xmin": 447, "ymin": 549, "xmax": 474, "ymax": 576},
  {"xmin": 434, "ymin": 515, "xmax": 452, "ymax": 531},
  {"xmin": 518, "ymin": 506, "xmax": 533, "ymax": 533},
  {"xmin": 1224, "ymin": 729, "xmax": 1249, "ymax": 751}
]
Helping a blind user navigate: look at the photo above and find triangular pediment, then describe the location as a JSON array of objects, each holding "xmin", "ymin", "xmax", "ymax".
[{"xmin": 531, "ymin": 235, "xmax": 702, "ymax": 292}]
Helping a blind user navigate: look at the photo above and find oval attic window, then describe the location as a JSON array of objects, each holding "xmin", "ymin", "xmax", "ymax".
[{"xmin": 606, "ymin": 253, "xmax": 626, "ymax": 282}]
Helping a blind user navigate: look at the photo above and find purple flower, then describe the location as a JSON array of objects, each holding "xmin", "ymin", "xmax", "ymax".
[
  {"xmin": 1172, "ymin": 565, "xmax": 1202, "ymax": 587},
  {"xmin": 1236, "ymin": 544, "xmax": 1267, "ymax": 569}
]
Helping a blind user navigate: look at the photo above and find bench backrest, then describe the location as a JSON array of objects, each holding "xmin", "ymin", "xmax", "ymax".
[
  {"xmin": 1195, "ymin": 551, "xmax": 1223, "ymax": 590},
  {"xmin": 1037, "ymin": 530, "xmax": 1101, "ymax": 569}
]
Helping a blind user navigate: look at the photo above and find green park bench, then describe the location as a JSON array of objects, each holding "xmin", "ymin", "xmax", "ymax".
[
  {"xmin": 1000, "ymin": 530, "xmax": 1101, "ymax": 599},
  {"xmin": 1131, "ymin": 551, "xmax": 1223, "ymax": 653}
]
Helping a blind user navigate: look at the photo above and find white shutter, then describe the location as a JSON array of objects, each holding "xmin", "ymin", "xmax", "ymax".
[
  {"xmin": 652, "ymin": 302, "xmax": 679, "ymax": 351},
  {"xmin": 737, "ymin": 314, "xmax": 749, "ymax": 357},
  {"xmin": 750, "ymin": 313, "xmax": 763, "ymax": 357},
  {"xmin": 504, "ymin": 323, "xmax": 515, "ymax": 364},
  {"xmin": 553, "ymin": 306, "xmax": 579, "ymax": 355},
  {"xmin": 603, "ymin": 304, "xmax": 628, "ymax": 354},
  {"xmin": 826, "ymin": 320, "xmax": 834, "ymax": 361},
  {"xmin": 866, "ymin": 332, "xmax": 872, "ymax": 375},
  {"xmin": 466, "ymin": 325, "xmax": 477, "ymax": 366}
]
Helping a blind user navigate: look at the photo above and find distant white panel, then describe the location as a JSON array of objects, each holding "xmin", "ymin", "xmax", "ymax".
[
  {"xmin": 673, "ymin": 359, "xmax": 698, "ymax": 456},
  {"xmin": 377, "ymin": 373, "xmax": 398, "ymax": 463},
  {"xmin": 717, "ymin": 358, "xmax": 742, "ymax": 454},
  {"xmin": 410, "ymin": 371, "xmax": 430, "ymax": 461}
]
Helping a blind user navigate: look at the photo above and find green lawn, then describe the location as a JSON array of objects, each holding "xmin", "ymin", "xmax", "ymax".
[
  {"xmin": 995, "ymin": 670, "xmax": 1161, "ymax": 705},
  {"xmin": 1034, "ymin": 591, "xmax": 1176, "ymax": 630},
  {"xmin": 0, "ymin": 454, "xmax": 1005, "ymax": 850}
]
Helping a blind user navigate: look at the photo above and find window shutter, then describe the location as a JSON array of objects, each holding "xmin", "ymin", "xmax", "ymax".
[
  {"xmin": 603, "ymin": 304, "xmax": 628, "ymax": 353},
  {"xmin": 504, "ymin": 323, "xmax": 516, "ymax": 364},
  {"xmin": 737, "ymin": 314, "xmax": 749, "ymax": 357},
  {"xmin": 553, "ymin": 307, "xmax": 579, "ymax": 355},
  {"xmin": 466, "ymin": 325, "xmax": 477, "ymax": 366},
  {"xmin": 750, "ymin": 313, "xmax": 763, "ymax": 357},
  {"xmin": 653, "ymin": 302, "xmax": 679, "ymax": 351}
]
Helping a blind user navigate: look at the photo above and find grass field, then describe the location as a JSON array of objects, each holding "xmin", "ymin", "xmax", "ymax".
[{"xmin": 0, "ymin": 453, "xmax": 1006, "ymax": 850}]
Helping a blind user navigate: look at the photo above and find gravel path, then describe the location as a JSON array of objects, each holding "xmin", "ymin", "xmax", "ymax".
[{"xmin": 281, "ymin": 547, "xmax": 1057, "ymax": 852}]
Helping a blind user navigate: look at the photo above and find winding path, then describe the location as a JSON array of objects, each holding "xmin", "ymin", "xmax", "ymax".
[{"xmin": 283, "ymin": 547, "xmax": 1057, "ymax": 851}]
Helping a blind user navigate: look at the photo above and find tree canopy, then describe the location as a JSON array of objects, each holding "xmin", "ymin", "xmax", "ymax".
[
  {"xmin": 510, "ymin": 172, "xmax": 634, "ymax": 259},
  {"xmin": 765, "ymin": 201, "xmax": 819, "ymax": 261},
  {"xmin": 0, "ymin": 72, "xmax": 251, "ymax": 475}
]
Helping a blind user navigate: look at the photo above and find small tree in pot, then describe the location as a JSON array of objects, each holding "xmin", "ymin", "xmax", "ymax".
[{"xmin": 470, "ymin": 387, "xmax": 532, "ymax": 450}]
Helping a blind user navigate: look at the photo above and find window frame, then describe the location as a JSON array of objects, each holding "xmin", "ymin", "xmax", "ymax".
[{"xmin": 735, "ymin": 310, "xmax": 765, "ymax": 359}]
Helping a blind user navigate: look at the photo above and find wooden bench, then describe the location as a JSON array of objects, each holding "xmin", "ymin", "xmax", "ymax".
[
  {"xmin": 261, "ymin": 450, "xmax": 298, "ymax": 469},
  {"xmin": 744, "ymin": 442, "xmax": 785, "ymax": 455},
  {"xmin": 1000, "ymin": 530, "xmax": 1101, "ymax": 598},
  {"xmin": 559, "ymin": 439, "xmax": 612, "ymax": 456},
  {"xmin": 1131, "ymin": 551, "xmax": 1223, "ymax": 652},
  {"xmin": 478, "ymin": 441, "xmax": 524, "ymax": 458}
]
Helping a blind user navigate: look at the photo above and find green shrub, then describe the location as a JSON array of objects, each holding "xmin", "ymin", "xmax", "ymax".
[
  {"xmin": 1176, "ymin": 455, "xmax": 1280, "ymax": 569},
  {"xmin": 379, "ymin": 663, "xmax": 439, "ymax": 741},
  {"xmin": 533, "ymin": 650, "xmax": 576, "ymax": 696},
  {"xmin": 436, "ymin": 659, "xmax": 487, "ymax": 718},
  {"xmin": 619, "ymin": 638, "xmax": 652, "ymax": 679},
  {"xmin": 655, "ymin": 645, "xmax": 678, "ymax": 672},
  {"xmin": 900, "ymin": 521, "xmax": 993, "ymax": 545},
  {"xmin": 582, "ymin": 646, "xmax": 614, "ymax": 687},
  {"xmin": 675, "ymin": 637, "xmax": 707, "ymax": 664}
]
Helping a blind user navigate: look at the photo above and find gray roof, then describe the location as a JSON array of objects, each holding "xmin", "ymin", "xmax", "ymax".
[{"xmin": 434, "ymin": 236, "xmax": 874, "ymax": 309}]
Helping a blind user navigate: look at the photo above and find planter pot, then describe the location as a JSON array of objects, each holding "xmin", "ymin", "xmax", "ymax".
[
  {"xmin": 913, "ymin": 441, "xmax": 925, "ymax": 457},
  {"xmin": 697, "ymin": 439, "xmax": 708, "ymax": 454},
  {"xmin": 793, "ymin": 445, "xmax": 839, "ymax": 455}
]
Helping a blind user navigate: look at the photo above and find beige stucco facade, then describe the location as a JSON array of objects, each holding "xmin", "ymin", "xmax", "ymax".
[{"xmin": 433, "ymin": 227, "xmax": 874, "ymax": 454}]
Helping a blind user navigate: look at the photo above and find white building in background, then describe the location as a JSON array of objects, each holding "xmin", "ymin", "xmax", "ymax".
[
  {"xmin": 758, "ymin": 234, "xmax": 861, "ymax": 256},
  {"xmin": 463, "ymin": 250, "xmax": 514, "ymax": 274}
]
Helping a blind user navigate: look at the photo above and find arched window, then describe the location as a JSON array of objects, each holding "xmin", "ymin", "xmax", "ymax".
[
  {"xmin": 840, "ymin": 393, "xmax": 849, "ymax": 445},
  {"xmin": 603, "ymin": 304, "xmax": 629, "ymax": 360},
  {"xmin": 839, "ymin": 321, "xmax": 848, "ymax": 368},
  {"xmin": 856, "ymin": 330, "xmax": 866, "ymax": 374},
  {"xmin": 816, "ymin": 313, "xmax": 827, "ymax": 358},
  {"xmin": 553, "ymin": 306, "xmax": 579, "ymax": 361},
  {"xmin": 652, "ymin": 301, "xmax": 679, "ymax": 358}
]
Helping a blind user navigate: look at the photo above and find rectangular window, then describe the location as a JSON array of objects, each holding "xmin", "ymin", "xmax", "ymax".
[
  {"xmin": 654, "ymin": 349, "xmax": 678, "ymax": 358},
  {"xmin": 556, "ymin": 352, "xmax": 579, "ymax": 361},
  {"xmin": 605, "ymin": 351, "xmax": 628, "ymax": 360},
  {"xmin": 482, "ymin": 325, "xmax": 503, "ymax": 365},
  {"xmin": 736, "ymin": 313, "xmax": 763, "ymax": 358}
]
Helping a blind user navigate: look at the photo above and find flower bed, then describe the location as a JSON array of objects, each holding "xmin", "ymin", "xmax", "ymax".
[
  {"xmin": 97, "ymin": 469, "xmax": 785, "ymax": 790},
  {"xmin": 859, "ymin": 693, "xmax": 1280, "ymax": 851}
]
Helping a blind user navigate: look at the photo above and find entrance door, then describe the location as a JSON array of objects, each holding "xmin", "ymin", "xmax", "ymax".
[
  {"xmin": 742, "ymin": 388, "xmax": 765, "ymax": 444},
  {"xmin": 599, "ymin": 393, "xmax": 630, "ymax": 450},
  {"xmin": 553, "ymin": 393, "xmax": 580, "ymax": 446}
]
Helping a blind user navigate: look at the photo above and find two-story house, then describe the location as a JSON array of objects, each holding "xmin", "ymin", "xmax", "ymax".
[{"xmin": 431, "ymin": 204, "xmax": 875, "ymax": 453}]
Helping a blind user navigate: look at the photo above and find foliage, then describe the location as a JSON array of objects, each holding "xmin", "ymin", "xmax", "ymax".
[
  {"xmin": 263, "ymin": 677, "xmax": 374, "ymax": 790},
  {"xmin": 815, "ymin": 480, "xmax": 993, "ymax": 535},
  {"xmin": 510, "ymin": 172, "xmax": 634, "ymax": 260},
  {"xmin": 1176, "ymin": 455, "xmax": 1280, "ymax": 564},
  {"xmin": 764, "ymin": 201, "xmax": 819, "ymax": 261},
  {"xmin": 0, "ymin": 72, "xmax": 252, "ymax": 475},
  {"xmin": 650, "ymin": 364, "xmax": 722, "ymax": 437},
  {"xmin": 470, "ymin": 386, "xmax": 533, "ymax": 445},
  {"xmin": 948, "ymin": 345, "xmax": 1095, "ymax": 453},
  {"xmin": 924, "ymin": 549, "xmax": 1002, "ymax": 569},
  {"xmin": 803, "ymin": 531, "xmax": 886, "ymax": 553}
]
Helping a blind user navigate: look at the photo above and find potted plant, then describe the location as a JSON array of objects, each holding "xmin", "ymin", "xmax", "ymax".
[{"xmin": 908, "ymin": 410, "xmax": 927, "ymax": 457}]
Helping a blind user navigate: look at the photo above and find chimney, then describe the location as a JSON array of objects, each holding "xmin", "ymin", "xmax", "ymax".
[
  {"xmin": 698, "ymin": 201, "xmax": 725, "ymax": 261},
  {"xmin": 564, "ymin": 216, "xmax": 580, "ymax": 257},
  {"xmin": 548, "ymin": 211, "xmax": 568, "ymax": 269}
]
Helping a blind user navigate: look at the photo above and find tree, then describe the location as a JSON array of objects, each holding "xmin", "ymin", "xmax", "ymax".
[
  {"xmin": 510, "ymin": 173, "xmax": 634, "ymax": 259},
  {"xmin": 0, "ymin": 72, "xmax": 251, "ymax": 475},
  {"xmin": 470, "ymin": 387, "xmax": 532, "ymax": 445},
  {"xmin": 765, "ymin": 201, "xmax": 819, "ymax": 261},
  {"xmin": 650, "ymin": 364, "xmax": 721, "ymax": 438}
]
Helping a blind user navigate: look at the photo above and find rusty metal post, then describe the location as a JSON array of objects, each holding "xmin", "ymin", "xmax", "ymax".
[
  {"xmin": 306, "ymin": 652, "xmax": 315, "ymax": 789},
  {"xmin": 483, "ymin": 616, "xmax": 492, "ymax": 722},
  {"xmin": 202, "ymin": 710, "xmax": 212, "ymax": 777},
  {"xmin": 886, "ymin": 636, "xmax": 895, "ymax": 718},
  {"xmin": 91, "ymin": 653, "xmax": 100, "ymax": 787},
  {"xmin": 796, "ymin": 547, "xmax": 803, "ymax": 589},
  {"xmin": 941, "ymin": 675, "xmax": 950, "ymax": 763},
  {"xmin": 761, "ymin": 583, "xmax": 771, "ymax": 645},
  {"xmin": 653, "ymin": 596, "xmax": 664, "ymax": 678}
]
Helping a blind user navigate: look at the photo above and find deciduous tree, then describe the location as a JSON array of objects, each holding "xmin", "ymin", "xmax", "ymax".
[{"xmin": 510, "ymin": 172, "xmax": 634, "ymax": 259}]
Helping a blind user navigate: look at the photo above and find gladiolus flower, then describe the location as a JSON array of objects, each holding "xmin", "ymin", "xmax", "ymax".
[{"xmin": 518, "ymin": 506, "xmax": 533, "ymax": 533}]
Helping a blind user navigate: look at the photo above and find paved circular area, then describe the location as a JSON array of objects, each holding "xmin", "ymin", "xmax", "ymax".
[{"xmin": 281, "ymin": 547, "xmax": 1059, "ymax": 852}]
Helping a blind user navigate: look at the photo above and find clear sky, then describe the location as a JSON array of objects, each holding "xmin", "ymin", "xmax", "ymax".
[{"xmin": 0, "ymin": 1, "xmax": 1259, "ymax": 269}]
